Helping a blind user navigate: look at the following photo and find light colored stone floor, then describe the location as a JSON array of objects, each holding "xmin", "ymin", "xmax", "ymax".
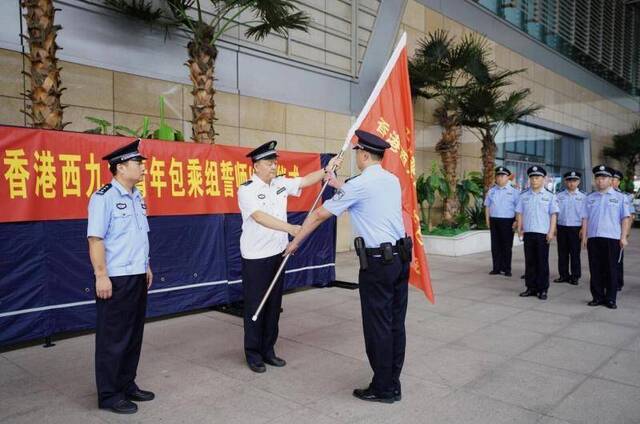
[{"xmin": 1, "ymin": 229, "xmax": 639, "ymax": 424}]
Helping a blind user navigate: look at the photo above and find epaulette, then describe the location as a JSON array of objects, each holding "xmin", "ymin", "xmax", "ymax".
[
  {"xmin": 96, "ymin": 183, "xmax": 112, "ymax": 196},
  {"xmin": 521, "ymin": 188, "xmax": 530, "ymax": 193},
  {"xmin": 345, "ymin": 174, "xmax": 360, "ymax": 183},
  {"xmin": 614, "ymin": 188, "xmax": 622, "ymax": 193},
  {"xmin": 276, "ymin": 174, "xmax": 286, "ymax": 178},
  {"xmin": 241, "ymin": 180, "xmax": 253, "ymax": 186},
  {"xmin": 545, "ymin": 188, "xmax": 553, "ymax": 193}
]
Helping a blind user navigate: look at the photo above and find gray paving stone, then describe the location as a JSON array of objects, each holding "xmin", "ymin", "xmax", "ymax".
[
  {"xmin": 594, "ymin": 350, "xmax": 640, "ymax": 388},
  {"xmin": 518, "ymin": 337, "xmax": 617, "ymax": 374},
  {"xmin": 454, "ymin": 323, "xmax": 548, "ymax": 356},
  {"xmin": 466, "ymin": 359, "xmax": 586, "ymax": 414},
  {"xmin": 502, "ymin": 310, "xmax": 574, "ymax": 335},
  {"xmin": 550, "ymin": 377, "xmax": 640, "ymax": 424},
  {"xmin": 424, "ymin": 391, "xmax": 542, "ymax": 424},
  {"xmin": 404, "ymin": 344, "xmax": 508, "ymax": 388},
  {"xmin": 555, "ymin": 321, "xmax": 639, "ymax": 348}
]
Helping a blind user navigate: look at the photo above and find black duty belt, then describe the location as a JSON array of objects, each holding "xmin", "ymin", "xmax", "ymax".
[{"xmin": 364, "ymin": 245, "xmax": 400, "ymax": 256}]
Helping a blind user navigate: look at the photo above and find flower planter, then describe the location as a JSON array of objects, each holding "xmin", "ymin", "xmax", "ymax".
[{"xmin": 422, "ymin": 230, "xmax": 523, "ymax": 257}]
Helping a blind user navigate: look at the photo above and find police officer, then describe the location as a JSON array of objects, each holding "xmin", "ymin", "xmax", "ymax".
[
  {"xmin": 484, "ymin": 166, "xmax": 519, "ymax": 277},
  {"xmin": 87, "ymin": 139, "xmax": 154, "ymax": 414},
  {"xmin": 238, "ymin": 140, "xmax": 340, "ymax": 373},
  {"xmin": 515, "ymin": 166, "xmax": 559, "ymax": 300},
  {"xmin": 554, "ymin": 171, "xmax": 586, "ymax": 285},
  {"xmin": 611, "ymin": 169, "xmax": 632, "ymax": 291},
  {"xmin": 285, "ymin": 130, "xmax": 410, "ymax": 404}
]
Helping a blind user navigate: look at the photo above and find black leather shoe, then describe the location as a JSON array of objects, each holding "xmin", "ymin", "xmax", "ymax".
[
  {"xmin": 519, "ymin": 289, "xmax": 536, "ymax": 297},
  {"xmin": 587, "ymin": 300, "xmax": 602, "ymax": 307},
  {"xmin": 605, "ymin": 301, "xmax": 617, "ymax": 310},
  {"xmin": 537, "ymin": 291, "xmax": 548, "ymax": 300},
  {"xmin": 264, "ymin": 356, "xmax": 286, "ymax": 367},
  {"xmin": 503, "ymin": 272, "xmax": 512, "ymax": 277},
  {"xmin": 352, "ymin": 387, "xmax": 394, "ymax": 404},
  {"xmin": 102, "ymin": 399, "xmax": 138, "ymax": 414},
  {"xmin": 126, "ymin": 389, "xmax": 155, "ymax": 402},
  {"xmin": 553, "ymin": 277, "xmax": 569, "ymax": 283},
  {"xmin": 520, "ymin": 274, "xmax": 525, "ymax": 279},
  {"xmin": 569, "ymin": 277, "xmax": 579, "ymax": 286},
  {"xmin": 393, "ymin": 389, "xmax": 402, "ymax": 401},
  {"xmin": 248, "ymin": 362, "xmax": 266, "ymax": 373},
  {"xmin": 489, "ymin": 270, "xmax": 501, "ymax": 275}
]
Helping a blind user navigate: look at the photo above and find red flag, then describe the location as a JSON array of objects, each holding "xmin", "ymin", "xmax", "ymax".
[{"xmin": 349, "ymin": 33, "xmax": 434, "ymax": 303}]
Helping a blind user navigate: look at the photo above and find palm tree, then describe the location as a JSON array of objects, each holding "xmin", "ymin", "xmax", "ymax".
[
  {"xmin": 458, "ymin": 68, "xmax": 540, "ymax": 192},
  {"xmin": 409, "ymin": 30, "xmax": 489, "ymax": 225},
  {"xmin": 603, "ymin": 123, "xmax": 640, "ymax": 188},
  {"xmin": 21, "ymin": 0, "xmax": 66, "ymax": 129},
  {"xmin": 106, "ymin": 0, "xmax": 309, "ymax": 143}
]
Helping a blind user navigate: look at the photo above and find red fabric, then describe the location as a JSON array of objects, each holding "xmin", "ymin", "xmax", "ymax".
[
  {"xmin": 0, "ymin": 126, "xmax": 321, "ymax": 222},
  {"xmin": 355, "ymin": 48, "xmax": 434, "ymax": 303}
]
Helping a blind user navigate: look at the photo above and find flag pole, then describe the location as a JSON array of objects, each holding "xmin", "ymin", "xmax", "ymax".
[{"xmin": 251, "ymin": 33, "xmax": 408, "ymax": 322}]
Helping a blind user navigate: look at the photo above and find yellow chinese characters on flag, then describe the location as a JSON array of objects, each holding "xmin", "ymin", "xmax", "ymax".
[{"xmin": 354, "ymin": 33, "xmax": 434, "ymax": 303}]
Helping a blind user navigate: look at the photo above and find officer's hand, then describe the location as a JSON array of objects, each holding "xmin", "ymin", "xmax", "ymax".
[
  {"xmin": 546, "ymin": 231, "xmax": 555, "ymax": 243},
  {"xmin": 327, "ymin": 155, "xmax": 343, "ymax": 172},
  {"xmin": 146, "ymin": 267, "xmax": 153, "ymax": 289},
  {"xmin": 518, "ymin": 231, "xmax": 524, "ymax": 240},
  {"xmin": 284, "ymin": 241, "xmax": 299, "ymax": 256},
  {"xmin": 95, "ymin": 275, "xmax": 112, "ymax": 299},
  {"xmin": 325, "ymin": 172, "xmax": 343, "ymax": 189},
  {"xmin": 620, "ymin": 238, "xmax": 628, "ymax": 249},
  {"xmin": 288, "ymin": 224, "xmax": 301, "ymax": 237},
  {"xmin": 581, "ymin": 237, "xmax": 587, "ymax": 249}
]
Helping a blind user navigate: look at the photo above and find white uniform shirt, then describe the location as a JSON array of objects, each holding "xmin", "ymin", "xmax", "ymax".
[{"xmin": 238, "ymin": 174, "xmax": 302, "ymax": 259}]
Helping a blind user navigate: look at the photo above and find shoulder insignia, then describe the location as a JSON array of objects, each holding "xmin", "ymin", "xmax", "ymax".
[
  {"xmin": 241, "ymin": 180, "xmax": 253, "ymax": 186},
  {"xmin": 276, "ymin": 174, "xmax": 286, "ymax": 178},
  {"xmin": 345, "ymin": 174, "xmax": 360, "ymax": 183},
  {"xmin": 545, "ymin": 188, "xmax": 553, "ymax": 193},
  {"xmin": 96, "ymin": 183, "xmax": 112, "ymax": 196}
]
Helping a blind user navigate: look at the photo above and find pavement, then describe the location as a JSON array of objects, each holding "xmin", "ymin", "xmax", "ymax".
[{"xmin": 1, "ymin": 228, "xmax": 639, "ymax": 424}]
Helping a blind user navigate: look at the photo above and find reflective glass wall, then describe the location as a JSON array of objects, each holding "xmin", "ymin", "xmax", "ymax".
[{"xmin": 495, "ymin": 123, "xmax": 586, "ymax": 192}]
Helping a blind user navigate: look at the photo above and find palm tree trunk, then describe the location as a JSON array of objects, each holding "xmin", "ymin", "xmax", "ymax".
[
  {"xmin": 435, "ymin": 122, "xmax": 461, "ymax": 225},
  {"xmin": 21, "ymin": 0, "xmax": 65, "ymax": 129},
  {"xmin": 481, "ymin": 130, "xmax": 497, "ymax": 195},
  {"xmin": 187, "ymin": 26, "xmax": 217, "ymax": 143}
]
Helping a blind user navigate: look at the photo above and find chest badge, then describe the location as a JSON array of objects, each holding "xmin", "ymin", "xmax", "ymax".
[
  {"xmin": 258, "ymin": 194, "xmax": 266, "ymax": 200},
  {"xmin": 116, "ymin": 203, "xmax": 127, "ymax": 210}
]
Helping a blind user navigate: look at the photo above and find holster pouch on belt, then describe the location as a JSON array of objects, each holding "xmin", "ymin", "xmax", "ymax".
[
  {"xmin": 380, "ymin": 242, "xmax": 394, "ymax": 264},
  {"xmin": 354, "ymin": 237, "xmax": 368, "ymax": 271},
  {"xmin": 398, "ymin": 236, "xmax": 413, "ymax": 264}
]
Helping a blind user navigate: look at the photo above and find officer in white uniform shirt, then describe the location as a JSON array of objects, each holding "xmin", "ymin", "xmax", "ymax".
[{"xmin": 237, "ymin": 140, "xmax": 341, "ymax": 373}]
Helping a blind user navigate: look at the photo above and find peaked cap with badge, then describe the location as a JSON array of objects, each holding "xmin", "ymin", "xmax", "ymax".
[
  {"xmin": 102, "ymin": 138, "xmax": 146, "ymax": 165},
  {"xmin": 247, "ymin": 140, "xmax": 279, "ymax": 162}
]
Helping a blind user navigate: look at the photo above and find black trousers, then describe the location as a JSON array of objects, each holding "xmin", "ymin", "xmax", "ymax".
[
  {"xmin": 489, "ymin": 217, "xmax": 515, "ymax": 273},
  {"xmin": 95, "ymin": 273, "xmax": 147, "ymax": 408},
  {"xmin": 242, "ymin": 252, "xmax": 285, "ymax": 365},
  {"xmin": 556, "ymin": 225, "xmax": 582, "ymax": 279},
  {"xmin": 587, "ymin": 237, "xmax": 621, "ymax": 303},
  {"xmin": 358, "ymin": 255, "xmax": 409, "ymax": 398},
  {"xmin": 523, "ymin": 233, "xmax": 549, "ymax": 293}
]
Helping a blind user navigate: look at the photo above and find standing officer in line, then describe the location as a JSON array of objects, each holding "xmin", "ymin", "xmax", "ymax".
[
  {"xmin": 238, "ymin": 140, "xmax": 341, "ymax": 373},
  {"xmin": 581, "ymin": 165, "xmax": 630, "ymax": 309},
  {"xmin": 285, "ymin": 130, "xmax": 412, "ymax": 404},
  {"xmin": 87, "ymin": 139, "xmax": 155, "ymax": 414},
  {"xmin": 515, "ymin": 166, "xmax": 559, "ymax": 300},
  {"xmin": 611, "ymin": 169, "xmax": 632, "ymax": 291},
  {"xmin": 484, "ymin": 166, "xmax": 519, "ymax": 277},
  {"xmin": 553, "ymin": 171, "xmax": 586, "ymax": 286}
]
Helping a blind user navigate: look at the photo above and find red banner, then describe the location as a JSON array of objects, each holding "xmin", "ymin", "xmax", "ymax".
[
  {"xmin": 353, "ymin": 34, "xmax": 434, "ymax": 303},
  {"xmin": 0, "ymin": 126, "xmax": 322, "ymax": 223}
]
